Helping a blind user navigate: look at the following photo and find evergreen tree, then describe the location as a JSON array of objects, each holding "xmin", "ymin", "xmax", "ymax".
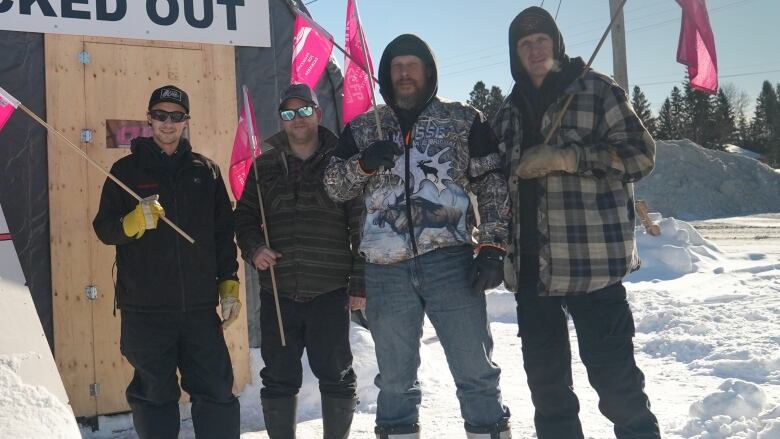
[
  {"xmin": 682, "ymin": 78, "xmax": 716, "ymax": 148},
  {"xmin": 467, "ymin": 81, "xmax": 489, "ymax": 116},
  {"xmin": 711, "ymin": 88, "xmax": 736, "ymax": 149},
  {"xmin": 669, "ymin": 86, "xmax": 686, "ymax": 139},
  {"xmin": 751, "ymin": 80, "xmax": 779, "ymax": 154},
  {"xmin": 656, "ymin": 98, "xmax": 674, "ymax": 140},
  {"xmin": 736, "ymin": 112, "xmax": 750, "ymax": 146},
  {"xmin": 631, "ymin": 85, "xmax": 656, "ymax": 136},
  {"xmin": 467, "ymin": 81, "xmax": 505, "ymax": 122},
  {"xmin": 484, "ymin": 86, "xmax": 506, "ymax": 122}
]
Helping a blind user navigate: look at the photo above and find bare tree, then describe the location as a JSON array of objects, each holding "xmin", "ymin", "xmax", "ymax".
[{"xmin": 721, "ymin": 83, "xmax": 751, "ymax": 117}]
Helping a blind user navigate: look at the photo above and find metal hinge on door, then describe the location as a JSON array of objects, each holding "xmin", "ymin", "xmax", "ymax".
[
  {"xmin": 89, "ymin": 383, "xmax": 101, "ymax": 396},
  {"xmin": 85, "ymin": 284, "xmax": 97, "ymax": 300},
  {"xmin": 81, "ymin": 129, "xmax": 93, "ymax": 144}
]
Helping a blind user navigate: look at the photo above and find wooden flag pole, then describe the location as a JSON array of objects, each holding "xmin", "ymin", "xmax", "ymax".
[
  {"xmin": 542, "ymin": 0, "xmax": 629, "ymax": 145},
  {"xmin": 242, "ymin": 86, "xmax": 286, "ymax": 346},
  {"xmin": 17, "ymin": 103, "xmax": 195, "ymax": 244}
]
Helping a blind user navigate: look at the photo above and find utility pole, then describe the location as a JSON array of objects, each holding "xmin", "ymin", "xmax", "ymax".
[{"xmin": 609, "ymin": 0, "xmax": 629, "ymax": 91}]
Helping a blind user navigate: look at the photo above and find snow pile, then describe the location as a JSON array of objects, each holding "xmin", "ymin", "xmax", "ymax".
[
  {"xmin": 679, "ymin": 380, "xmax": 780, "ymax": 438},
  {"xmin": 0, "ymin": 354, "xmax": 80, "ymax": 439},
  {"xmin": 628, "ymin": 215, "xmax": 724, "ymax": 282},
  {"xmin": 724, "ymin": 144, "xmax": 762, "ymax": 161},
  {"xmin": 635, "ymin": 140, "xmax": 780, "ymax": 220}
]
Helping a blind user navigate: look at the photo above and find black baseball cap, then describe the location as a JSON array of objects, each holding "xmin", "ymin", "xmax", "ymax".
[
  {"xmin": 279, "ymin": 83, "xmax": 319, "ymax": 110},
  {"xmin": 148, "ymin": 85, "xmax": 190, "ymax": 113}
]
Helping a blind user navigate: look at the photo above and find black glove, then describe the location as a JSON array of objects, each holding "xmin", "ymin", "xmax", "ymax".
[
  {"xmin": 471, "ymin": 247, "xmax": 505, "ymax": 295},
  {"xmin": 359, "ymin": 140, "xmax": 401, "ymax": 172}
]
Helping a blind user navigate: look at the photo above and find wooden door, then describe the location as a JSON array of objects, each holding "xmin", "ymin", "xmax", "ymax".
[{"xmin": 47, "ymin": 35, "xmax": 250, "ymax": 417}]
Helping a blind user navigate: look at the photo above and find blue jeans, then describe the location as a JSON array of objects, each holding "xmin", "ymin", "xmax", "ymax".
[{"xmin": 365, "ymin": 245, "xmax": 510, "ymax": 430}]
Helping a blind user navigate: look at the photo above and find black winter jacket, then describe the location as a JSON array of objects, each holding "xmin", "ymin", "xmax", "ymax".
[{"xmin": 93, "ymin": 137, "xmax": 238, "ymax": 312}]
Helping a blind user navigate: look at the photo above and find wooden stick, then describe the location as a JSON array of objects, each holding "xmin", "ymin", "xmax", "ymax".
[
  {"xmin": 635, "ymin": 200, "xmax": 661, "ymax": 236},
  {"xmin": 18, "ymin": 103, "xmax": 195, "ymax": 244},
  {"xmin": 543, "ymin": 0, "xmax": 629, "ymax": 145},
  {"xmin": 242, "ymin": 86, "xmax": 286, "ymax": 346}
]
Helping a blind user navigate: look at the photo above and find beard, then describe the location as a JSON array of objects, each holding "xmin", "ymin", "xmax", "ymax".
[{"xmin": 393, "ymin": 82, "xmax": 425, "ymax": 110}]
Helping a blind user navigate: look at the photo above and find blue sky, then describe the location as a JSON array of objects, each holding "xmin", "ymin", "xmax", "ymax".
[{"xmin": 306, "ymin": 0, "xmax": 780, "ymax": 115}]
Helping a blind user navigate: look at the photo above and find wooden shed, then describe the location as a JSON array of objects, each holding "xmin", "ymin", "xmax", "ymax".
[{"xmin": 0, "ymin": 0, "xmax": 345, "ymax": 422}]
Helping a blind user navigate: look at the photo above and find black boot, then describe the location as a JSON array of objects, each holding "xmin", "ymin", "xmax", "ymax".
[
  {"xmin": 262, "ymin": 396, "xmax": 298, "ymax": 439},
  {"xmin": 322, "ymin": 396, "xmax": 358, "ymax": 439}
]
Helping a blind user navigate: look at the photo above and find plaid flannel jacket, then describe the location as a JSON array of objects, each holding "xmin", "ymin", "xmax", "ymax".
[{"xmin": 492, "ymin": 69, "xmax": 655, "ymax": 295}]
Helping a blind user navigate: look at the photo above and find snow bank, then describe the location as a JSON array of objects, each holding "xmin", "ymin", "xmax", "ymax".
[
  {"xmin": 635, "ymin": 140, "xmax": 780, "ymax": 220},
  {"xmin": 627, "ymin": 215, "xmax": 724, "ymax": 282},
  {"xmin": 0, "ymin": 354, "xmax": 80, "ymax": 439},
  {"xmin": 724, "ymin": 144, "xmax": 762, "ymax": 161},
  {"xmin": 679, "ymin": 380, "xmax": 780, "ymax": 438}
]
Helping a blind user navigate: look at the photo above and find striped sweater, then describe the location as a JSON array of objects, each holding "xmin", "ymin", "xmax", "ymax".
[{"xmin": 234, "ymin": 126, "xmax": 364, "ymax": 300}]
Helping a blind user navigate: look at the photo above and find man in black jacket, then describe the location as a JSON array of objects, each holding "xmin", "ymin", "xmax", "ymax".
[
  {"xmin": 93, "ymin": 85, "xmax": 241, "ymax": 439},
  {"xmin": 234, "ymin": 84, "xmax": 361, "ymax": 439}
]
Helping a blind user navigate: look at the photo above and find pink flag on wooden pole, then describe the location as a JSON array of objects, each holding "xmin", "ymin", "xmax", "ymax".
[
  {"xmin": 676, "ymin": 0, "xmax": 718, "ymax": 94},
  {"xmin": 291, "ymin": 14, "xmax": 334, "ymax": 89},
  {"xmin": 343, "ymin": 0, "xmax": 375, "ymax": 124},
  {"xmin": 229, "ymin": 86, "xmax": 261, "ymax": 201},
  {"xmin": 0, "ymin": 86, "xmax": 20, "ymax": 132}
]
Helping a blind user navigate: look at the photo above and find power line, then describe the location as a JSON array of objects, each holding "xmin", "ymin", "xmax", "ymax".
[{"xmin": 636, "ymin": 68, "xmax": 780, "ymax": 89}]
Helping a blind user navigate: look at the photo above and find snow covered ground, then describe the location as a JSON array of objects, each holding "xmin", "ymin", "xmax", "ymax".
[
  {"xmin": 75, "ymin": 213, "xmax": 780, "ymax": 439},
  {"xmin": 4, "ymin": 138, "xmax": 778, "ymax": 438}
]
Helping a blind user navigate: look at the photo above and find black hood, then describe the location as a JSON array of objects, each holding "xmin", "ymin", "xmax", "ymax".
[
  {"xmin": 508, "ymin": 6, "xmax": 567, "ymax": 83},
  {"xmin": 378, "ymin": 34, "xmax": 438, "ymax": 112}
]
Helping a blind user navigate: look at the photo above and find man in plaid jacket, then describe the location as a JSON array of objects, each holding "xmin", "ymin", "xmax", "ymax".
[{"xmin": 492, "ymin": 7, "xmax": 661, "ymax": 439}]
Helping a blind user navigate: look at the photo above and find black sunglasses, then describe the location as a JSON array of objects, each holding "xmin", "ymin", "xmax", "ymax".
[
  {"xmin": 149, "ymin": 109, "xmax": 190, "ymax": 123},
  {"xmin": 279, "ymin": 105, "xmax": 315, "ymax": 121}
]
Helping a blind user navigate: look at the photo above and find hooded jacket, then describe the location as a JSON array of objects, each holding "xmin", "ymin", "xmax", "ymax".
[
  {"xmin": 234, "ymin": 126, "xmax": 364, "ymax": 300},
  {"xmin": 493, "ymin": 8, "xmax": 656, "ymax": 296},
  {"xmin": 324, "ymin": 34, "xmax": 510, "ymax": 265},
  {"xmin": 93, "ymin": 137, "xmax": 238, "ymax": 312}
]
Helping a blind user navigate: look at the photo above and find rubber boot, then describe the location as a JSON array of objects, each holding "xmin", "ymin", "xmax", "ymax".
[
  {"xmin": 375, "ymin": 423, "xmax": 420, "ymax": 439},
  {"xmin": 322, "ymin": 396, "xmax": 358, "ymax": 439},
  {"xmin": 465, "ymin": 419, "xmax": 512, "ymax": 438},
  {"xmin": 261, "ymin": 396, "xmax": 298, "ymax": 439}
]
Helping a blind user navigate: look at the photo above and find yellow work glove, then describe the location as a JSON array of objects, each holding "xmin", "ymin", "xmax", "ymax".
[
  {"xmin": 218, "ymin": 279, "xmax": 242, "ymax": 329},
  {"xmin": 514, "ymin": 144, "xmax": 579, "ymax": 179},
  {"xmin": 122, "ymin": 195, "xmax": 165, "ymax": 239}
]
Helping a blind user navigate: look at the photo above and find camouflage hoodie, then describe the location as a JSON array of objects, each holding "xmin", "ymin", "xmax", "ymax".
[{"xmin": 324, "ymin": 34, "xmax": 510, "ymax": 264}]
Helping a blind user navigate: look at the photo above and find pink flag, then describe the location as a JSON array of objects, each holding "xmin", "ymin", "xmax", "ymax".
[
  {"xmin": 229, "ymin": 86, "xmax": 261, "ymax": 201},
  {"xmin": 676, "ymin": 0, "xmax": 718, "ymax": 94},
  {"xmin": 0, "ymin": 86, "xmax": 19, "ymax": 132},
  {"xmin": 291, "ymin": 14, "xmax": 334, "ymax": 89},
  {"xmin": 343, "ymin": 0, "xmax": 375, "ymax": 124}
]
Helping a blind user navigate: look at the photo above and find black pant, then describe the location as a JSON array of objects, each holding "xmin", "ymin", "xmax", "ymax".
[
  {"xmin": 516, "ymin": 282, "xmax": 660, "ymax": 439},
  {"xmin": 120, "ymin": 310, "xmax": 240, "ymax": 439},
  {"xmin": 260, "ymin": 288, "xmax": 356, "ymax": 400}
]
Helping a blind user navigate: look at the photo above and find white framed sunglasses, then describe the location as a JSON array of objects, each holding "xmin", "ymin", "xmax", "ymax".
[{"xmin": 279, "ymin": 105, "xmax": 315, "ymax": 121}]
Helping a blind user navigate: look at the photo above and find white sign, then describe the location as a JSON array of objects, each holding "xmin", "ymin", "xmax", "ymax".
[{"xmin": 0, "ymin": 0, "xmax": 270, "ymax": 47}]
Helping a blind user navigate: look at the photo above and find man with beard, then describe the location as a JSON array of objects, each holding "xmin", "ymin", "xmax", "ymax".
[
  {"xmin": 492, "ymin": 6, "xmax": 661, "ymax": 439},
  {"xmin": 93, "ymin": 85, "xmax": 241, "ymax": 439},
  {"xmin": 324, "ymin": 34, "xmax": 512, "ymax": 439},
  {"xmin": 234, "ymin": 84, "xmax": 361, "ymax": 439}
]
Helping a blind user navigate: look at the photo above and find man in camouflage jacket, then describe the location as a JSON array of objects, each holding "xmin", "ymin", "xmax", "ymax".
[
  {"xmin": 491, "ymin": 7, "xmax": 660, "ymax": 439},
  {"xmin": 325, "ymin": 34, "xmax": 512, "ymax": 439}
]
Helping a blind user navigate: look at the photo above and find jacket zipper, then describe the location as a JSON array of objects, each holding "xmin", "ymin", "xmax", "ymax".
[
  {"xmin": 403, "ymin": 130, "xmax": 418, "ymax": 256},
  {"xmin": 171, "ymin": 168, "xmax": 187, "ymax": 312}
]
